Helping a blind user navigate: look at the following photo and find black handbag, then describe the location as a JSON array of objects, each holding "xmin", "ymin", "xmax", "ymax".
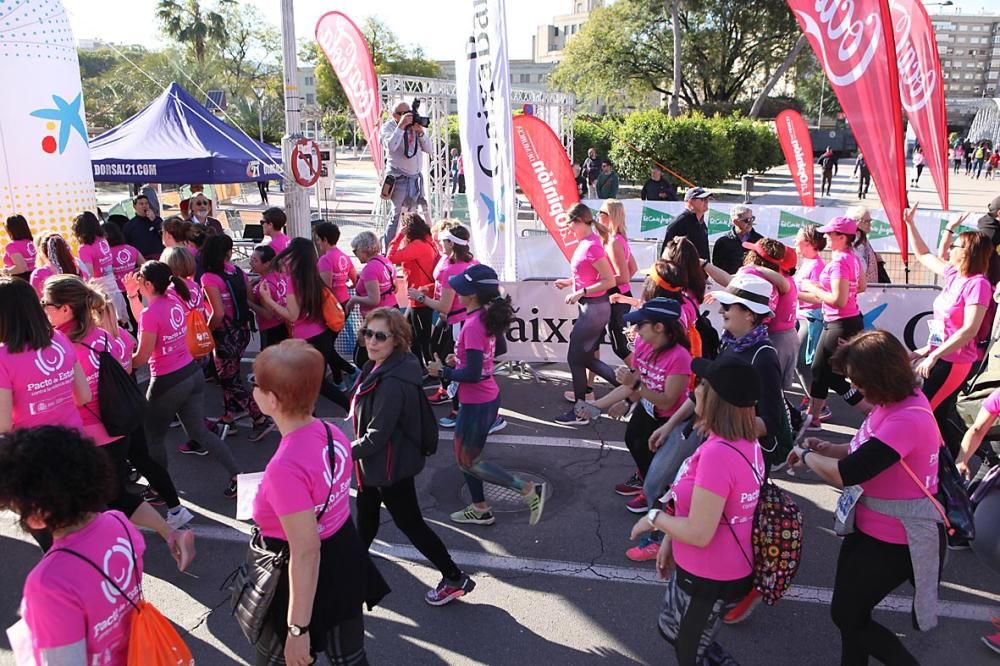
[
  {"xmin": 937, "ymin": 445, "xmax": 976, "ymax": 542},
  {"xmin": 226, "ymin": 423, "xmax": 335, "ymax": 645}
]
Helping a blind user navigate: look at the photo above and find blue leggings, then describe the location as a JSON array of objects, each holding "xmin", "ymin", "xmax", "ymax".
[{"xmin": 454, "ymin": 397, "xmax": 524, "ymax": 504}]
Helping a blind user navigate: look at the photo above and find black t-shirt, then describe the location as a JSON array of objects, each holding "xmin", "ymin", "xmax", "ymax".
[{"xmin": 575, "ymin": 175, "xmax": 587, "ymax": 198}]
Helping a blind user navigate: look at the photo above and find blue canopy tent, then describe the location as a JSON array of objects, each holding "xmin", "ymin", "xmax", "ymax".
[{"xmin": 90, "ymin": 82, "xmax": 283, "ymax": 184}]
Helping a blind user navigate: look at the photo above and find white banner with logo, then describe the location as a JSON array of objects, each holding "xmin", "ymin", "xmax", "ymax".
[
  {"xmin": 580, "ymin": 199, "xmax": 967, "ymax": 256},
  {"xmin": 455, "ymin": 0, "xmax": 517, "ymax": 280},
  {"xmin": 497, "ymin": 281, "xmax": 939, "ymax": 363}
]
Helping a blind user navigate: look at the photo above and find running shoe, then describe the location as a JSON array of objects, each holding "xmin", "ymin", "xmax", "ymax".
[
  {"xmin": 563, "ymin": 388, "xmax": 596, "ymax": 404},
  {"xmin": 166, "ymin": 506, "xmax": 195, "ymax": 531},
  {"xmin": 141, "ymin": 488, "xmax": 164, "ymax": 506},
  {"xmin": 625, "ymin": 491, "xmax": 649, "ymax": 514},
  {"xmin": 626, "ymin": 535, "xmax": 661, "ymax": 562},
  {"xmin": 224, "ymin": 478, "xmax": 238, "ymax": 499},
  {"xmin": 526, "ymin": 483, "xmax": 546, "ymax": 526},
  {"xmin": 488, "ymin": 416, "xmax": 507, "ymax": 435},
  {"xmin": 723, "ymin": 589, "xmax": 763, "ymax": 624},
  {"xmin": 947, "ymin": 537, "xmax": 972, "ymax": 551},
  {"xmin": 554, "ymin": 409, "xmax": 589, "ymax": 426},
  {"xmin": 770, "ymin": 460, "xmax": 788, "ymax": 474},
  {"xmin": 169, "ymin": 418, "xmax": 182, "ymax": 428},
  {"xmin": 450, "ymin": 505, "xmax": 496, "ymax": 526},
  {"xmin": 439, "ymin": 412, "xmax": 458, "ymax": 428},
  {"xmin": 206, "ymin": 418, "xmax": 236, "ymax": 438},
  {"xmin": 167, "ymin": 527, "xmax": 196, "ymax": 572},
  {"xmin": 615, "ymin": 472, "xmax": 643, "ymax": 497},
  {"xmin": 179, "ymin": 441, "xmax": 207, "ymax": 456},
  {"xmin": 248, "ymin": 418, "xmax": 277, "ymax": 442},
  {"xmin": 428, "ymin": 387, "xmax": 451, "ymax": 405},
  {"xmin": 816, "ymin": 405, "xmax": 833, "ymax": 421},
  {"xmin": 425, "ymin": 573, "xmax": 476, "ymax": 606},
  {"xmin": 984, "ymin": 619, "xmax": 1000, "ymax": 655}
]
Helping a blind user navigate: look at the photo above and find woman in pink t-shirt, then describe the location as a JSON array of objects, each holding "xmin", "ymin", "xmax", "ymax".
[
  {"xmin": 42, "ymin": 275, "xmax": 195, "ymax": 564},
  {"xmin": 29, "ymin": 231, "xmax": 81, "ymax": 298},
  {"xmin": 427, "ymin": 265, "xmax": 545, "ymax": 527},
  {"xmin": 411, "ymin": 222, "xmax": 478, "ymax": 415},
  {"xmin": 794, "ymin": 225, "xmax": 827, "ymax": 399},
  {"xmin": 248, "ymin": 340, "xmax": 389, "ymax": 664},
  {"xmin": 630, "ymin": 355, "xmax": 763, "ymax": 666},
  {"xmin": 314, "ymin": 222, "xmax": 358, "ymax": 306},
  {"xmin": 553, "ymin": 204, "xmax": 619, "ymax": 425},
  {"xmin": 125, "ymin": 261, "xmax": 242, "ymax": 498},
  {"xmin": 788, "ymin": 331, "xmax": 942, "ymax": 664},
  {"xmin": 347, "ymin": 230, "xmax": 399, "ymax": 368},
  {"xmin": 0, "ymin": 277, "xmax": 89, "ymax": 434},
  {"xmin": 3, "ymin": 214, "xmax": 35, "ymax": 280},
  {"xmin": 247, "ymin": 244, "xmax": 290, "ymax": 350},
  {"xmin": 74, "ymin": 212, "xmax": 127, "ymax": 324},
  {"xmin": 597, "ymin": 200, "xmax": 638, "ymax": 367},
  {"xmin": 905, "ymin": 206, "xmax": 993, "ymax": 456},
  {"xmin": 0, "ymin": 428, "xmax": 150, "ymax": 664},
  {"xmin": 261, "ymin": 207, "xmax": 290, "ymax": 254},
  {"xmin": 260, "ymin": 238, "xmax": 352, "ymax": 412},
  {"xmin": 798, "ymin": 216, "xmax": 868, "ymax": 426}
]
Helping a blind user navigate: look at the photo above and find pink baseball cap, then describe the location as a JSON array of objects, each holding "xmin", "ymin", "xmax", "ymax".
[{"xmin": 817, "ymin": 216, "xmax": 857, "ymax": 235}]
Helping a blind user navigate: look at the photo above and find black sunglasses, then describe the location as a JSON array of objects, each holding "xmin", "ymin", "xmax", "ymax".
[{"xmin": 360, "ymin": 328, "xmax": 392, "ymax": 342}]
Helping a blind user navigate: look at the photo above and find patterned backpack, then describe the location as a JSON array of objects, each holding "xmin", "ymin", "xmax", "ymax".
[{"xmin": 722, "ymin": 443, "xmax": 804, "ymax": 605}]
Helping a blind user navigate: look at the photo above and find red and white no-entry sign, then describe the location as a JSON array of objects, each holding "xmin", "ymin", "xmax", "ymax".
[{"xmin": 290, "ymin": 138, "xmax": 322, "ymax": 187}]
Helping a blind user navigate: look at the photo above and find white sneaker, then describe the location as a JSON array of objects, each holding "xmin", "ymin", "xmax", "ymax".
[{"xmin": 166, "ymin": 506, "xmax": 194, "ymax": 531}]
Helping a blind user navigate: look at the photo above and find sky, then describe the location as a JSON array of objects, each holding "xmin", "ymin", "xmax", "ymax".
[{"xmin": 62, "ymin": 0, "xmax": 998, "ymax": 63}]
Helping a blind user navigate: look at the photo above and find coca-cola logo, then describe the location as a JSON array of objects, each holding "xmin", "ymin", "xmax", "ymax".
[
  {"xmin": 889, "ymin": 0, "xmax": 936, "ymax": 113},
  {"xmin": 317, "ymin": 17, "xmax": 376, "ymax": 118},
  {"xmin": 795, "ymin": 0, "xmax": 884, "ymax": 86}
]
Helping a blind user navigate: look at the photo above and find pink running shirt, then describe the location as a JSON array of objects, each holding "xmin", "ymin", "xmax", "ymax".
[
  {"xmin": 267, "ymin": 232, "xmax": 290, "ymax": 254},
  {"xmin": 109, "ymin": 244, "xmax": 140, "ymax": 291},
  {"xmin": 4, "ymin": 239, "xmax": 36, "ymax": 272},
  {"xmin": 436, "ymin": 258, "xmax": 477, "ymax": 325},
  {"xmin": 139, "ymin": 295, "xmax": 193, "ymax": 376},
  {"xmin": 253, "ymin": 272, "xmax": 289, "ymax": 331},
  {"xmin": 795, "ymin": 256, "xmax": 825, "ymax": 317},
  {"xmin": 570, "ymin": 233, "xmax": 608, "ymax": 297},
  {"xmin": 318, "ymin": 246, "xmax": 353, "ymax": 304},
  {"xmin": 632, "ymin": 338, "xmax": 691, "ymax": 418},
  {"xmin": 78, "ymin": 239, "xmax": 114, "ymax": 278},
  {"xmin": 819, "ymin": 251, "xmax": 861, "ymax": 322},
  {"xmin": 22, "ymin": 511, "xmax": 145, "ymax": 666},
  {"xmin": 356, "ymin": 256, "xmax": 397, "ymax": 317},
  {"xmin": 931, "ymin": 264, "xmax": 991, "ymax": 364},
  {"xmin": 253, "ymin": 419, "xmax": 352, "ymax": 540},
  {"xmin": 454, "ymin": 309, "xmax": 499, "ymax": 404},
  {"xmin": 0, "ymin": 329, "xmax": 83, "ymax": 431}
]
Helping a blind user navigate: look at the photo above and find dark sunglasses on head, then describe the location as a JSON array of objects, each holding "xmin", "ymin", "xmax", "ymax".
[{"xmin": 360, "ymin": 328, "xmax": 392, "ymax": 342}]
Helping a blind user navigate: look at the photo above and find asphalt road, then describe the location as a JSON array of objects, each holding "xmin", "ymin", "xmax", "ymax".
[{"xmin": 1, "ymin": 363, "xmax": 998, "ymax": 665}]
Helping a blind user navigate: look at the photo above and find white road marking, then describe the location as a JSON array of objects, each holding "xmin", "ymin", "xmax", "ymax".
[
  {"xmin": 438, "ymin": 431, "xmax": 628, "ymax": 452},
  {"xmin": 189, "ymin": 525, "xmax": 998, "ymax": 622}
]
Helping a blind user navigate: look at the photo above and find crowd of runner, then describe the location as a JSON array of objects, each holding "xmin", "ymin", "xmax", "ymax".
[{"xmin": 0, "ymin": 188, "xmax": 998, "ymax": 664}]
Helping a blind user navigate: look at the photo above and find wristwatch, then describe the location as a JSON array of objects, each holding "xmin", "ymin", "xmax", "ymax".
[
  {"xmin": 417, "ymin": 294, "xmax": 426, "ymax": 304},
  {"xmin": 800, "ymin": 449, "xmax": 811, "ymax": 466},
  {"xmin": 646, "ymin": 508, "xmax": 661, "ymax": 527},
  {"xmin": 287, "ymin": 623, "xmax": 309, "ymax": 637}
]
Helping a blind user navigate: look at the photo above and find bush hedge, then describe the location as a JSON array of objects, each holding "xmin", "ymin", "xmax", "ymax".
[{"xmin": 572, "ymin": 116, "xmax": 614, "ymax": 166}]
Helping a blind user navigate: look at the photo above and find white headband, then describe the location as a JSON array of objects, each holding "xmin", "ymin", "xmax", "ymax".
[{"xmin": 441, "ymin": 231, "xmax": 469, "ymax": 246}]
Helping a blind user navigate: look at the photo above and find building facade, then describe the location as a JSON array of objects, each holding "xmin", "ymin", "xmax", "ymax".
[
  {"xmin": 532, "ymin": 0, "xmax": 603, "ymax": 64},
  {"xmin": 932, "ymin": 11, "xmax": 1000, "ymax": 99}
]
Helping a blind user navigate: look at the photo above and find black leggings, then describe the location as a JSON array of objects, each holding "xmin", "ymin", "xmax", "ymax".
[
  {"xmin": 810, "ymin": 315, "xmax": 863, "ymax": 401},
  {"xmin": 568, "ymin": 297, "xmax": 619, "ymax": 400},
  {"xmin": 606, "ymin": 295, "xmax": 632, "ymax": 362},
  {"xmin": 356, "ymin": 476, "xmax": 461, "ymax": 581},
  {"xmin": 408, "ymin": 306, "xmax": 434, "ymax": 368},
  {"xmin": 831, "ymin": 531, "xmax": 937, "ymax": 666},
  {"xmin": 101, "ymin": 437, "xmax": 144, "ymax": 517},
  {"xmin": 126, "ymin": 426, "xmax": 181, "ymax": 508},
  {"xmin": 260, "ymin": 325, "xmax": 289, "ymax": 350},
  {"xmin": 625, "ymin": 405, "xmax": 668, "ymax": 480},
  {"xmin": 306, "ymin": 330, "xmax": 351, "ymax": 411}
]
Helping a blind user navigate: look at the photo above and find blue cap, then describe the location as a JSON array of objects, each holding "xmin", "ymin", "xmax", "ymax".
[
  {"xmin": 623, "ymin": 297, "xmax": 682, "ymax": 325},
  {"xmin": 448, "ymin": 264, "xmax": 501, "ymax": 296}
]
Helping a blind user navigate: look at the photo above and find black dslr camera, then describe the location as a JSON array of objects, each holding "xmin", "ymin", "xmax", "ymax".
[{"xmin": 408, "ymin": 98, "xmax": 431, "ymax": 128}]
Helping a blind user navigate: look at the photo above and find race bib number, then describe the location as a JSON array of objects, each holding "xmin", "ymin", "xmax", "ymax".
[{"xmin": 927, "ymin": 319, "xmax": 945, "ymax": 348}]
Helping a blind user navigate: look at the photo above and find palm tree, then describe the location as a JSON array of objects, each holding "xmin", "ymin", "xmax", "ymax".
[{"xmin": 156, "ymin": 0, "xmax": 232, "ymax": 63}]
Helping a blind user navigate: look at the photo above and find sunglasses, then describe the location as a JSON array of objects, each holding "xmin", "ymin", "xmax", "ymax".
[
  {"xmin": 360, "ymin": 328, "xmax": 392, "ymax": 342},
  {"xmin": 39, "ymin": 300, "xmax": 57, "ymax": 308},
  {"xmin": 951, "ymin": 242, "xmax": 965, "ymax": 249},
  {"xmin": 248, "ymin": 374, "xmax": 258, "ymax": 389},
  {"xmin": 736, "ymin": 216, "xmax": 755, "ymax": 224}
]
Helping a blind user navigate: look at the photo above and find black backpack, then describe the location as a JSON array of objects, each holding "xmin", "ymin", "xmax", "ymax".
[
  {"xmin": 685, "ymin": 294, "xmax": 720, "ymax": 360},
  {"xmin": 415, "ymin": 387, "xmax": 439, "ymax": 456},
  {"xmin": 82, "ymin": 333, "xmax": 147, "ymax": 437},
  {"xmin": 220, "ymin": 266, "xmax": 254, "ymax": 329}
]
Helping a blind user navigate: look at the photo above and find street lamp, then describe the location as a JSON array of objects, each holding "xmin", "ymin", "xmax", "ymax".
[{"xmin": 252, "ymin": 86, "xmax": 265, "ymax": 142}]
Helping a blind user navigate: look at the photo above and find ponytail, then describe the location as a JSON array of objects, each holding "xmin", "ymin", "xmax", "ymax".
[
  {"xmin": 42, "ymin": 274, "xmax": 110, "ymax": 343},
  {"xmin": 169, "ymin": 275, "xmax": 190, "ymax": 302},
  {"xmin": 480, "ymin": 292, "xmax": 515, "ymax": 338},
  {"xmin": 45, "ymin": 235, "xmax": 79, "ymax": 277}
]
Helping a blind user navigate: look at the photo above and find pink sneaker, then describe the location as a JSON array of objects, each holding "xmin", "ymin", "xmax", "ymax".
[
  {"xmin": 625, "ymin": 491, "xmax": 648, "ymax": 514},
  {"xmin": 626, "ymin": 540, "xmax": 660, "ymax": 562}
]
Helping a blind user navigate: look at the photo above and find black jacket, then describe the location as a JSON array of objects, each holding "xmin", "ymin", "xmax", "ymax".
[
  {"xmin": 350, "ymin": 350, "xmax": 427, "ymax": 487},
  {"xmin": 124, "ymin": 215, "xmax": 165, "ymax": 259},
  {"xmin": 720, "ymin": 340, "xmax": 782, "ymax": 462},
  {"xmin": 640, "ymin": 178, "xmax": 677, "ymax": 201},
  {"xmin": 712, "ymin": 227, "xmax": 762, "ymax": 275},
  {"xmin": 660, "ymin": 209, "xmax": 709, "ymax": 260}
]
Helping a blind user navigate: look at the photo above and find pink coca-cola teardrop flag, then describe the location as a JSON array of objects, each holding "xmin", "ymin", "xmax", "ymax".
[
  {"xmin": 315, "ymin": 12, "xmax": 383, "ymax": 175},
  {"xmin": 787, "ymin": 0, "xmax": 909, "ymax": 262},
  {"xmin": 775, "ymin": 110, "xmax": 815, "ymax": 207},
  {"xmin": 889, "ymin": 0, "xmax": 948, "ymax": 211}
]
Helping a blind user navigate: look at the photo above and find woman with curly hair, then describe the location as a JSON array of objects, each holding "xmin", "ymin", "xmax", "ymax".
[{"xmin": 0, "ymin": 426, "xmax": 155, "ymax": 664}]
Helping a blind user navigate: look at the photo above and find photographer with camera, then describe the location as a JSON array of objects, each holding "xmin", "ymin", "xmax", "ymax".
[{"xmin": 380, "ymin": 100, "xmax": 431, "ymax": 250}]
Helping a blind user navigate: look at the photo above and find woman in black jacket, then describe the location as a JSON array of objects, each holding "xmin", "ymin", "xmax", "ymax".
[{"xmin": 351, "ymin": 307, "xmax": 476, "ymax": 606}]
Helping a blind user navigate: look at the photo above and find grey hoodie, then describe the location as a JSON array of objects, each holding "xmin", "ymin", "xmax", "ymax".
[{"xmin": 350, "ymin": 350, "xmax": 427, "ymax": 487}]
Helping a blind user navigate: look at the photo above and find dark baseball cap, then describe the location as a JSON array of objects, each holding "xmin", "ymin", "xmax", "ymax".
[
  {"xmin": 989, "ymin": 195, "xmax": 1000, "ymax": 215},
  {"xmin": 623, "ymin": 297, "xmax": 682, "ymax": 326},
  {"xmin": 448, "ymin": 264, "xmax": 501, "ymax": 296},
  {"xmin": 690, "ymin": 356, "xmax": 760, "ymax": 407},
  {"xmin": 684, "ymin": 187, "xmax": 713, "ymax": 202}
]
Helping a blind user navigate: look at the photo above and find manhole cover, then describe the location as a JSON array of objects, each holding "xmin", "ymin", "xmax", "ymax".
[{"xmin": 458, "ymin": 469, "xmax": 552, "ymax": 513}]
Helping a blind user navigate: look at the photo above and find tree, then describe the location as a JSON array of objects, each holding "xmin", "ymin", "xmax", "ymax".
[
  {"xmin": 551, "ymin": 0, "xmax": 801, "ymax": 111},
  {"xmin": 156, "ymin": 0, "xmax": 232, "ymax": 63},
  {"xmin": 749, "ymin": 34, "xmax": 807, "ymax": 118}
]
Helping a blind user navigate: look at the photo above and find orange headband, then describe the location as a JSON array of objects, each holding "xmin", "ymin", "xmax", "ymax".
[{"xmin": 649, "ymin": 268, "xmax": 683, "ymax": 293}]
